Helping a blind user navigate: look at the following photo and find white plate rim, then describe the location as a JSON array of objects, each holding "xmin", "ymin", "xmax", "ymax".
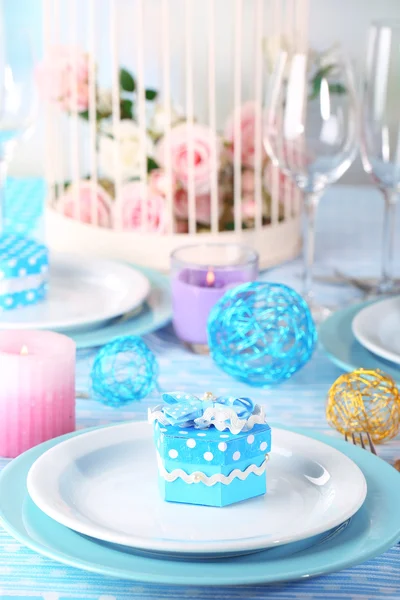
[
  {"xmin": 0, "ymin": 253, "xmax": 151, "ymax": 331},
  {"xmin": 26, "ymin": 422, "xmax": 367, "ymax": 555},
  {"xmin": 352, "ymin": 297, "xmax": 400, "ymax": 366}
]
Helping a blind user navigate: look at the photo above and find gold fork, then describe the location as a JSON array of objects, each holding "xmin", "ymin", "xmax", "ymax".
[{"xmin": 344, "ymin": 431, "xmax": 377, "ymax": 455}]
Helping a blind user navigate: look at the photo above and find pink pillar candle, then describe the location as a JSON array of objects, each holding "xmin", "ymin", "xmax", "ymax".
[{"xmin": 0, "ymin": 330, "xmax": 76, "ymax": 458}]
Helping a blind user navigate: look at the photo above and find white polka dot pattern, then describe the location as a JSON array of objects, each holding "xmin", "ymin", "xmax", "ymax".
[
  {"xmin": 233, "ymin": 451, "xmax": 241, "ymax": 461},
  {"xmin": 218, "ymin": 442, "xmax": 227, "ymax": 451},
  {"xmin": 187, "ymin": 439, "xmax": 196, "ymax": 448},
  {"xmin": 260, "ymin": 441, "xmax": 268, "ymax": 451},
  {"xmin": 203, "ymin": 452, "xmax": 213, "ymax": 461},
  {"xmin": 168, "ymin": 449, "xmax": 178, "ymax": 459},
  {"xmin": 247, "ymin": 434, "xmax": 255, "ymax": 444}
]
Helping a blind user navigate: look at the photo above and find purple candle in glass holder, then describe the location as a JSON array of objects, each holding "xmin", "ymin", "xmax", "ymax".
[{"xmin": 171, "ymin": 244, "xmax": 259, "ymax": 352}]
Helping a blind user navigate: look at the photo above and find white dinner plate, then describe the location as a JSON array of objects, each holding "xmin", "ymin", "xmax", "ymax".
[
  {"xmin": 0, "ymin": 254, "xmax": 150, "ymax": 332},
  {"xmin": 352, "ymin": 296, "xmax": 400, "ymax": 366},
  {"xmin": 27, "ymin": 422, "xmax": 367, "ymax": 556}
]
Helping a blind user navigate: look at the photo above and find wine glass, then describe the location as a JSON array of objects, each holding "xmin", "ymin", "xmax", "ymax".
[
  {"xmin": 263, "ymin": 49, "xmax": 358, "ymax": 321},
  {"xmin": 0, "ymin": 23, "xmax": 38, "ymax": 233},
  {"xmin": 361, "ymin": 21, "xmax": 400, "ymax": 295}
]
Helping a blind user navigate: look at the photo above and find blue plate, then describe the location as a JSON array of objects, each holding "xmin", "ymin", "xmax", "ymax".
[
  {"xmin": 0, "ymin": 425, "xmax": 399, "ymax": 585},
  {"xmin": 70, "ymin": 267, "xmax": 171, "ymax": 349},
  {"xmin": 318, "ymin": 300, "xmax": 400, "ymax": 382}
]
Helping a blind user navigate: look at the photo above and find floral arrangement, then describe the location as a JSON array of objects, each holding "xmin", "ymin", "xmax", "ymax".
[{"xmin": 37, "ymin": 45, "xmax": 344, "ymax": 234}]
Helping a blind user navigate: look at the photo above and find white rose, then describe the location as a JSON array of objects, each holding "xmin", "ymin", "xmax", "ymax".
[
  {"xmin": 316, "ymin": 44, "xmax": 341, "ymax": 69},
  {"xmin": 96, "ymin": 88, "xmax": 113, "ymax": 115},
  {"xmin": 149, "ymin": 103, "xmax": 182, "ymax": 138},
  {"xmin": 264, "ymin": 34, "xmax": 295, "ymax": 75},
  {"xmin": 98, "ymin": 120, "xmax": 154, "ymax": 182}
]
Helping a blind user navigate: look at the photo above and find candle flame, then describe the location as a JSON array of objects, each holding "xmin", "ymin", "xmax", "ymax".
[
  {"xmin": 206, "ymin": 270, "xmax": 215, "ymax": 287},
  {"xmin": 20, "ymin": 345, "xmax": 29, "ymax": 356}
]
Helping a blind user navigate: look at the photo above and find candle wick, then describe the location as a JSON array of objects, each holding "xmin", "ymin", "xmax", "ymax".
[{"xmin": 20, "ymin": 345, "xmax": 29, "ymax": 356}]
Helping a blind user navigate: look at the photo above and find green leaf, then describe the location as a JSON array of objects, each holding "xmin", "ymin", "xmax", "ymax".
[
  {"xmin": 147, "ymin": 156, "xmax": 159, "ymax": 173},
  {"xmin": 328, "ymin": 82, "xmax": 347, "ymax": 95},
  {"xmin": 120, "ymin": 99, "xmax": 133, "ymax": 120},
  {"xmin": 309, "ymin": 64, "xmax": 336, "ymax": 100},
  {"xmin": 145, "ymin": 88, "xmax": 158, "ymax": 101},
  {"xmin": 120, "ymin": 68, "xmax": 136, "ymax": 92},
  {"xmin": 79, "ymin": 109, "xmax": 103, "ymax": 121}
]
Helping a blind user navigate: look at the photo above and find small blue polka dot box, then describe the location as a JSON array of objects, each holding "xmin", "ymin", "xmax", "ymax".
[
  {"xmin": 148, "ymin": 392, "xmax": 271, "ymax": 507},
  {"xmin": 0, "ymin": 234, "xmax": 49, "ymax": 311}
]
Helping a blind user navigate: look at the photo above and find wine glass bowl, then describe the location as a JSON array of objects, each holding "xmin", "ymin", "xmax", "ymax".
[
  {"xmin": 263, "ymin": 49, "xmax": 358, "ymax": 320},
  {"xmin": 361, "ymin": 21, "xmax": 400, "ymax": 293}
]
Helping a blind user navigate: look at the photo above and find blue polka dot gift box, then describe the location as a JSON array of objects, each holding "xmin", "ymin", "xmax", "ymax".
[
  {"xmin": 0, "ymin": 234, "xmax": 49, "ymax": 311},
  {"xmin": 148, "ymin": 392, "xmax": 271, "ymax": 507}
]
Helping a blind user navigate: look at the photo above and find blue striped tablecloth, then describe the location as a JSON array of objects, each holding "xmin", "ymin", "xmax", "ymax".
[{"xmin": 0, "ymin": 180, "xmax": 400, "ymax": 600}]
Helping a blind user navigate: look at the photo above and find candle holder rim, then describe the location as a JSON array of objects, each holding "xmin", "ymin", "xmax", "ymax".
[{"xmin": 171, "ymin": 243, "xmax": 259, "ymax": 270}]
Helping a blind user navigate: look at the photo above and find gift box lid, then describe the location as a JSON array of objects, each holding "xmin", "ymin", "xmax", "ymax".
[
  {"xmin": 0, "ymin": 234, "xmax": 48, "ymax": 279},
  {"xmin": 150, "ymin": 392, "xmax": 271, "ymax": 467}
]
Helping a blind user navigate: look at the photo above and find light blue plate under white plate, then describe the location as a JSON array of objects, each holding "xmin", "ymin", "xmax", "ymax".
[
  {"xmin": 0, "ymin": 425, "xmax": 399, "ymax": 585},
  {"xmin": 319, "ymin": 300, "xmax": 400, "ymax": 383},
  {"xmin": 68, "ymin": 266, "xmax": 171, "ymax": 349}
]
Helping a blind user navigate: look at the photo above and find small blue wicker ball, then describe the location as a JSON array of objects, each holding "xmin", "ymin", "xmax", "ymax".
[
  {"xmin": 207, "ymin": 282, "xmax": 317, "ymax": 386},
  {"xmin": 91, "ymin": 336, "xmax": 159, "ymax": 406}
]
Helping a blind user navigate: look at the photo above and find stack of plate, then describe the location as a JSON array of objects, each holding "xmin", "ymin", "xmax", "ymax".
[
  {"xmin": 0, "ymin": 254, "xmax": 172, "ymax": 349},
  {"xmin": 0, "ymin": 422, "xmax": 399, "ymax": 584},
  {"xmin": 319, "ymin": 297, "xmax": 400, "ymax": 383}
]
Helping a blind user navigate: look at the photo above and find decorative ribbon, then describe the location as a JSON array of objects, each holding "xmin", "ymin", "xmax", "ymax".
[
  {"xmin": 148, "ymin": 392, "xmax": 266, "ymax": 434},
  {"xmin": 156, "ymin": 452, "xmax": 269, "ymax": 486},
  {"xmin": 0, "ymin": 273, "xmax": 47, "ymax": 296}
]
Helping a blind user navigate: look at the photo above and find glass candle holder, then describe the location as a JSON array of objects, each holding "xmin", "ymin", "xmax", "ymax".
[
  {"xmin": 171, "ymin": 243, "xmax": 259, "ymax": 353},
  {"xmin": 0, "ymin": 329, "xmax": 76, "ymax": 458}
]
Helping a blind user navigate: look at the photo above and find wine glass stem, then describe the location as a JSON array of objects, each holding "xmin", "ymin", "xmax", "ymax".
[
  {"xmin": 381, "ymin": 190, "xmax": 397, "ymax": 290},
  {"xmin": 303, "ymin": 192, "xmax": 321, "ymax": 301}
]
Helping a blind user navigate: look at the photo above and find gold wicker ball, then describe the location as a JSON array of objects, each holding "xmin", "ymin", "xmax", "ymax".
[{"xmin": 326, "ymin": 368, "xmax": 400, "ymax": 443}]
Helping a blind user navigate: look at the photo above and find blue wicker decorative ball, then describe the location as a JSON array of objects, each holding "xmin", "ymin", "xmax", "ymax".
[
  {"xmin": 91, "ymin": 336, "xmax": 159, "ymax": 406},
  {"xmin": 207, "ymin": 282, "xmax": 317, "ymax": 386}
]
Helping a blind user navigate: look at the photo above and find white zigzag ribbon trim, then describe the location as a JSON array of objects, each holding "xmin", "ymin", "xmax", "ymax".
[
  {"xmin": 157, "ymin": 453, "xmax": 269, "ymax": 487},
  {"xmin": 195, "ymin": 404, "xmax": 266, "ymax": 434},
  {"xmin": 148, "ymin": 404, "xmax": 266, "ymax": 434}
]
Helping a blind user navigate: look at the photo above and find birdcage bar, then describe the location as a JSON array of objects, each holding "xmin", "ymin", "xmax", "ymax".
[
  {"xmin": 68, "ymin": 0, "xmax": 80, "ymax": 222},
  {"xmin": 185, "ymin": 0, "xmax": 196, "ymax": 235},
  {"xmin": 161, "ymin": 0, "xmax": 173, "ymax": 234},
  {"xmin": 208, "ymin": 0, "xmax": 219, "ymax": 235},
  {"xmin": 233, "ymin": 0, "xmax": 243, "ymax": 233},
  {"xmin": 254, "ymin": 0, "xmax": 264, "ymax": 231},
  {"xmin": 88, "ymin": 0, "xmax": 99, "ymax": 227},
  {"xmin": 135, "ymin": 0, "xmax": 148, "ymax": 231},
  {"xmin": 110, "ymin": 0, "xmax": 122, "ymax": 230}
]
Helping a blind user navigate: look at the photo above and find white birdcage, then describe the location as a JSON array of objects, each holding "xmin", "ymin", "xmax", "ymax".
[{"xmin": 42, "ymin": 0, "xmax": 308, "ymax": 271}]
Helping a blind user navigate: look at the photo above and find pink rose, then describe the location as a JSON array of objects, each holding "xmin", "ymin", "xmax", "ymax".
[
  {"xmin": 175, "ymin": 219, "xmax": 189, "ymax": 234},
  {"xmin": 148, "ymin": 169, "xmax": 177, "ymax": 198},
  {"xmin": 174, "ymin": 188, "xmax": 223, "ymax": 225},
  {"xmin": 242, "ymin": 199, "xmax": 256, "ymax": 220},
  {"xmin": 224, "ymin": 101, "xmax": 265, "ymax": 167},
  {"xmin": 241, "ymin": 168, "xmax": 255, "ymax": 195},
  {"xmin": 36, "ymin": 47, "xmax": 90, "ymax": 113},
  {"xmin": 155, "ymin": 123, "xmax": 219, "ymax": 195},
  {"xmin": 58, "ymin": 181, "xmax": 112, "ymax": 227},
  {"xmin": 120, "ymin": 182, "xmax": 166, "ymax": 233}
]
